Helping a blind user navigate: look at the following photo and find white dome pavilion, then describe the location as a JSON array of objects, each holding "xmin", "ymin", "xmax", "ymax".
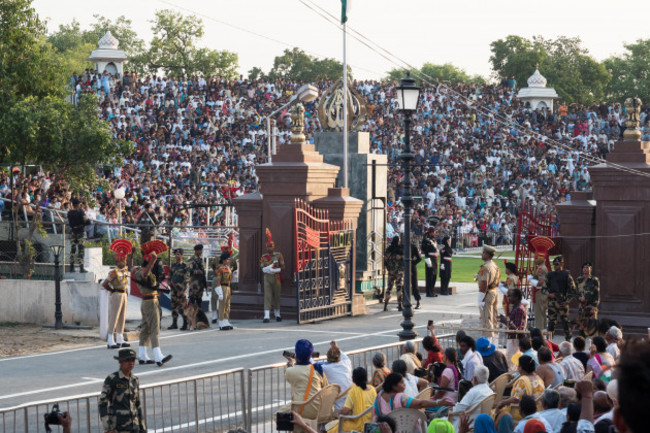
[
  {"xmin": 88, "ymin": 31, "xmax": 128, "ymax": 76},
  {"xmin": 517, "ymin": 68, "xmax": 559, "ymax": 112}
]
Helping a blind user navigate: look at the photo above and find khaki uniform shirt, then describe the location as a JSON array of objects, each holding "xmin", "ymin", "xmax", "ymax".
[{"xmin": 479, "ymin": 260, "xmax": 501, "ymax": 293}]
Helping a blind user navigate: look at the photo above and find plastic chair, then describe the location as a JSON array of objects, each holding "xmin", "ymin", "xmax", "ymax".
[
  {"xmin": 291, "ymin": 384, "xmax": 341, "ymax": 431},
  {"xmin": 387, "ymin": 408, "xmax": 428, "ymax": 433},
  {"xmin": 489, "ymin": 373, "xmax": 513, "ymax": 408},
  {"xmin": 415, "ymin": 386, "xmax": 432, "ymax": 400},
  {"xmin": 337, "ymin": 385, "xmax": 352, "ymax": 402},
  {"xmin": 447, "ymin": 394, "xmax": 496, "ymax": 431},
  {"xmin": 337, "ymin": 405, "xmax": 374, "ymax": 433}
]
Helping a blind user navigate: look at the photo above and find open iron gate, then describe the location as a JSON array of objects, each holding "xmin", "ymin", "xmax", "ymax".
[{"xmin": 294, "ymin": 199, "xmax": 354, "ymax": 324}]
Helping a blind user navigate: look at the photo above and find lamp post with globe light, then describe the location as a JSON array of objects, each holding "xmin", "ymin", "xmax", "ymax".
[
  {"xmin": 114, "ymin": 187, "xmax": 125, "ymax": 236},
  {"xmin": 395, "ymin": 72, "xmax": 421, "ymax": 341}
]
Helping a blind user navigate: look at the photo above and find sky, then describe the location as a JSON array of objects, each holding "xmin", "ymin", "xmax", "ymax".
[{"xmin": 32, "ymin": 0, "xmax": 650, "ymax": 81}]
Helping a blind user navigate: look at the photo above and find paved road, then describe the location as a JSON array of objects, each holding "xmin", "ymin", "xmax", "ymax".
[{"xmin": 0, "ymin": 283, "xmax": 480, "ymax": 410}]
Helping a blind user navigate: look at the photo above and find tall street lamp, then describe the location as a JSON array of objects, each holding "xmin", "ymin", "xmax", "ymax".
[
  {"xmin": 50, "ymin": 244, "xmax": 64, "ymax": 329},
  {"xmin": 114, "ymin": 187, "xmax": 126, "ymax": 236},
  {"xmin": 266, "ymin": 84, "xmax": 319, "ymax": 162},
  {"xmin": 396, "ymin": 72, "xmax": 421, "ymax": 341}
]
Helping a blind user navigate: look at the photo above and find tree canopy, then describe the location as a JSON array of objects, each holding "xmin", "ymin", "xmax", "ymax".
[
  {"xmin": 1, "ymin": 0, "xmax": 133, "ymax": 195},
  {"xmin": 268, "ymin": 47, "xmax": 347, "ymax": 82},
  {"xmin": 604, "ymin": 39, "xmax": 650, "ymax": 105},
  {"xmin": 489, "ymin": 35, "xmax": 610, "ymax": 104},
  {"xmin": 386, "ymin": 63, "xmax": 485, "ymax": 85},
  {"xmin": 146, "ymin": 9, "xmax": 238, "ymax": 78}
]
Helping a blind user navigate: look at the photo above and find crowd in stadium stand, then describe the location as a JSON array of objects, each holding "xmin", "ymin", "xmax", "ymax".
[{"xmin": 1, "ymin": 70, "xmax": 644, "ymax": 248}]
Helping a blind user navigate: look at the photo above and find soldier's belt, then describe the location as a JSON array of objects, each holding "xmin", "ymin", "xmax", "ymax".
[
  {"xmin": 112, "ymin": 289, "xmax": 126, "ymax": 294},
  {"xmin": 142, "ymin": 294, "xmax": 158, "ymax": 300},
  {"xmin": 443, "ymin": 257, "xmax": 452, "ymax": 261}
]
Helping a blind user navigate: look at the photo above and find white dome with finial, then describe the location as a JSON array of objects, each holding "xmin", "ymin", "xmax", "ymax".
[
  {"xmin": 527, "ymin": 69, "xmax": 547, "ymax": 88},
  {"xmin": 98, "ymin": 31, "xmax": 119, "ymax": 49}
]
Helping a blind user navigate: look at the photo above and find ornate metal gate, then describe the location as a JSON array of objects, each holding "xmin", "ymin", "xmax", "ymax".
[
  {"xmin": 514, "ymin": 201, "xmax": 561, "ymax": 299},
  {"xmin": 294, "ymin": 199, "xmax": 354, "ymax": 324}
]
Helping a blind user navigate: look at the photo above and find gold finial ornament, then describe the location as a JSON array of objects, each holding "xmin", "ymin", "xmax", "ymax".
[
  {"xmin": 317, "ymin": 79, "xmax": 367, "ymax": 131},
  {"xmin": 290, "ymin": 103, "xmax": 306, "ymax": 144},
  {"xmin": 623, "ymin": 97, "xmax": 642, "ymax": 141}
]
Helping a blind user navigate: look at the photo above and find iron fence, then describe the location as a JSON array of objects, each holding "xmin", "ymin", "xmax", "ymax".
[{"xmin": 0, "ymin": 368, "xmax": 246, "ymax": 433}]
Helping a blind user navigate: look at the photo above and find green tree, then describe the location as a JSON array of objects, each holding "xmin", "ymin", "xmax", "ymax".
[
  {"xmin": 146, "ymin": 9, "xmax": 239, "ymax": 78},
  {"xmin": 604, "ymin": 39, "xmax": 650, "ymax": 104},
  {"xmin": 385, "ymin": 64, "xmax": 485, "ymax": 86},
  {"xmin": 248, "ymin": 66, "xmax": 265, "ymax": 81},
  {"xmin": 489, "ymin": 35, "xmax": 610, "ymax": 104},
  {"xmin": 269, "ymin": 47, "xmax": 348, "ymax": 82},
  {"xmin": 489, "ymin": 35, "xmax": 546, "ymax": 87},
  {"xmin": 1, "ymin": 0, "xmax": 133, "ymax": 193}
]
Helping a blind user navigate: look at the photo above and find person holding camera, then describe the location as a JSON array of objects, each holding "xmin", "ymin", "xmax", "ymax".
[
  {"xmin": 98, "ymin": 349, "xmax": 146, "ymax": 433},
  {"xmin": 285, "ymin": 339, "xmax": 328, "ymax": 420}
]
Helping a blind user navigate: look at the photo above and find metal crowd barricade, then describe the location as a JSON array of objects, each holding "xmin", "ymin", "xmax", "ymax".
[
  {"xmin": 0, "ymin": 368, "xmax": 247, "ymax": 433},
  {"xmin": 434, "ymin": 324, "xmax": 552, "ymax": 349},
  {"xmin": 245, "ymin": 334, "xmax": 456, "ymax": 433}
]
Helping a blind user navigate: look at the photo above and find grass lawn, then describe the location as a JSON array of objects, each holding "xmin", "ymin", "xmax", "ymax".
[{"xmin": 416, "ymin": 257, "xmax": 512, "ymax": 283}]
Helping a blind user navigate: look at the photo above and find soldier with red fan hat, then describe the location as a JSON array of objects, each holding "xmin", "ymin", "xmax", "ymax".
[
  {"xmin": 134, "ymin": 241, "xmax": 172, "ymax": 367},
  {"xmin": 260, "ymin": 228, "xmax": 285, "ymax": 323},
  {"xmin": 528, "ymin": 236, "xmax": 555, "ymax": 330},
  {"xmin": 102, "ymin": 239, "xmax": 133, "ymax": 349}
]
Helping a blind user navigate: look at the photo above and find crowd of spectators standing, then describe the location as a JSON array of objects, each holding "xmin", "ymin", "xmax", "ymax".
[{"xmin": 2, "ymin": 69, "xmax": 647, "ymax": 249}]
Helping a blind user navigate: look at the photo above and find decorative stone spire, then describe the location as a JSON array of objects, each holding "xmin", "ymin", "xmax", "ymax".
[
  {"xmin": 527, "ymin": 69, "xmax": 547, "ymax": 88},
  {"xmin": 98, "ymin": 31, "xmax": 119, "ymax": 50}
]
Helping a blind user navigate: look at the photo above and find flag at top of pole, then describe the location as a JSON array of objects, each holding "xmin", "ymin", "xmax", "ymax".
[{"xmin": 341, "ymin": 0, "xmax": 350, "ymax": 24}]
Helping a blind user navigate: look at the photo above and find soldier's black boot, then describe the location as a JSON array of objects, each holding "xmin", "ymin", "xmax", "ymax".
[
  {"xmin": 180, "ymin": 316, "xmax": 188, "ymax": 331},
  {"xmin": 79, "ymin": 265, "xmax": 88, "ymax": 273},
  {"xmin": 383, "ymin": 298, "xmax": 389, "ymax": 312},
  {"xmin": 69, "ymin": 263, "xmax": 75, "ymax": 273},
  {"xmin": 397, "ymin": 301, "xmax": 403, "ymax": 312},
  {"xmin": 415, "ymin": 300, "xmax": 421, "ymax": 310},
  {"xmin": 168, "ymin": 317, "xmax": 178, "ymax": 330}
]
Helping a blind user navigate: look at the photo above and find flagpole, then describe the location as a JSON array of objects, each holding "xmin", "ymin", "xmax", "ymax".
[{"xmin": 342, "ymin": 21, "xmax": 349, "ymax": 188}]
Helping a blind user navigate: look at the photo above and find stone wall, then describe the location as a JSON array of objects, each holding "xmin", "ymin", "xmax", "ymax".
[{"xmin": 0, "ymin": 278, "xmax": 100, "ymax": 326}]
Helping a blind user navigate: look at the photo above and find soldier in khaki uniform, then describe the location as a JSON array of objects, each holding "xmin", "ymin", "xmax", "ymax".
[
  {"xmin": 477, "ymin": 245, "xmax": 501, "ymax": 343},
  {"xmin": 102, "ymin": 239, "xmax": 134, "ymax": 349},
  {"xmin": 98, "ymin": 348, "xmax": 146, "ymax": 433},
  {"xmin": 214, "ymin": 251, "xmax": 234, "ymax": 330},
  {"xmin": 261, "ymin": 228, "xmax": 285, "ymax": 323},
  {"xmin": 134, "ymin": 250, "xmax": 172, "ymax": 367}
]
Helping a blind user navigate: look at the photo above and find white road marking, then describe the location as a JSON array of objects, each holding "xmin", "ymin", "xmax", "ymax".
[
  {"xmin": 0, "ymin": 377, "xmax": 103, "ymax": 400},
  {"xmin": 0, "ymin": 318, "xmax": 462, "ymax": 401}
]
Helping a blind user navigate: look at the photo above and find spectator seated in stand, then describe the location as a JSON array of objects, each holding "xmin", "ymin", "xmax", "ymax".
[
  {"xmin": 449, "ymin": 365, "xmax": 495, "ymax": 431},
  {"xmin": 372, "ymin": 352, "xmax": 391, "ymax": 388}
]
